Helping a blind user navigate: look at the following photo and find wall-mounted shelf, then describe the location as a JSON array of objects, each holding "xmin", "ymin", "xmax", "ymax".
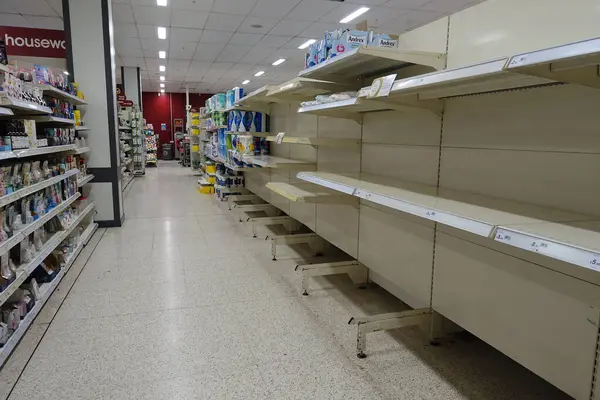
[
  {"xmin": 119, "ymin": 126, "xmax": 131, "ymax": 131},
  {"xmin": 75, "ymin": 126, "xmax": 90, "ymax": 131},
  {"xmin": 264, "ymin": 135, "xmax": 360, "ymax": 148},
  {"xmin": 77, "ymin": 174, "xmax": 94, "ymax": 186},
  {"xmin": 296, "ymin": 171, "xmax": 593, "ymax": 238},
  {"xmin": 505, "ymin": 36, "xmax": 600, "ymax": 89},
  {"xmin": 266, "ymin": 181, "xmax": 356, "ymax": 204},
  {"xmin": 298, "ymin": 46, "xmax": 446, "ymax": 81},
  {"xmin": 236, "ymin": 85, "xmax": 275, "ymax": 109},
  {"xmin": 389, "ymin": 58, "xmax": 553, "ymax": 100},
  {"xmin": 266, "ymin": 78, "xmax": 348, "ymax": 103},
  {"xmin": 297, "ymin": 97, "xmax": 408, "ymax": 121},
  {"xmin": 31, "ymin": 116, "xmax": 76, "ymax": 126},
  {"xmin": 0, "ymin": 107, "xmax": 14, "ymax": 117},
  {"xmin": 205, "ymin": 125, "xmax": 227, "ymax": 132},
  {"xmin": 0, "ymin": 169, "xmax": 79, "ymax": 208},
  {"xmin": 225, "ymin": 131, "xmax": 268, "ymax": 137},
  {"xmin": 243, "ymin": 155, "xmax": 316, "ymax": 170},
  {"xmin": 12, "ymin": 144, "xmax": 78, "ymax": 158},
  {"xmin": 72, "ymin": 146, "xmax": 90, "ymax": 154},
  {"xmin": 33, "ymin": 84, "xmax": 88, "ymax": 105},
  {"xmin": 0, "ymin": 95, "xmax": 52, "ymax": 115}
]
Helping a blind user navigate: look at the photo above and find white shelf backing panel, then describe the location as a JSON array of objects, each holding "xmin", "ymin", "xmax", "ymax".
[
  {"xmin": 506, "ymin": 36, "xmax": 600, "ymax": 89},
  {"xmin": 390, "ymin": 58, "xmax": 555, "ymax": 100},
  {"xmin": 297, "ymin": 171, "xmax": 594, "ymax": 238},
  {"xmin": 266, "ymin": 181, "xmax": 356, "ymax": 204},
  {"xmin": 266, "ymin": 78, "xmax": 349, "ymax": 103},
  {"xmin": 434, "ymin": 232, "xmax": 598, "ymax": 400},
  {"xmin": 0, "ymin": 95, "xmax": 52, "ymax": 115},
  {"xmin": 495, "ymin": 220, "xmax": 600, "ymax": 272},
  {"xmin": 244, "ymin": 155, "xmax": 316, "ymax": 170},
  {"xmin": 33, "ymin": 84, "xmax": 88, "ymax": 105},
  {"xmin": 298, "ymin": 46, "xmax": 447, "ymax": 81}
]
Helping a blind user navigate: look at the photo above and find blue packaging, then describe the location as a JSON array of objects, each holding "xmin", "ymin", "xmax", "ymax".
[
  {"xmin": 316, "ymin": 39, "xmax": 327, "ymax": 64},
  {"xmin": 226, "ymin": 89, "xmax": 234, "ymax": 109},
  {"xmin": 232, "ymin": 87, "xmax": 243, "ymax": 104},
  {"xmin": 330, "ymin": 30, "xmax": 371, "ymax": 59},
  {"xmin": 306, "ymin": 43, "xmax": 318, "ymax": 68}
]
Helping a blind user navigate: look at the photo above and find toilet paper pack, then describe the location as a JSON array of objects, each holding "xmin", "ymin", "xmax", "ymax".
[{"xmin": 329, "ymin": 30, "xmax": 371, "ymax": 59}]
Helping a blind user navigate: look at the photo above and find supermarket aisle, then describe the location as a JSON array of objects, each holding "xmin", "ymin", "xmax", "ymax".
[{"xmin": 2, "ymin": 161, "xmax": 569, "ymax": 400}]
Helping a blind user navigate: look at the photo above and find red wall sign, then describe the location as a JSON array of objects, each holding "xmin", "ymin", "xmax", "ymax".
[{"xmin": 0, "ymin": 27, "xmax": 66, "ymax": 59}]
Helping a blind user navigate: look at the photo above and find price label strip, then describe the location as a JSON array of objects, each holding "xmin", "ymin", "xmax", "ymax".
[
  {"xmin": 494, "ymin": 227, "xmax": 600, "ymax": 271},
  {"xmin": 367, "ymin": 74, "xmax": 397, "ymax": 98}
]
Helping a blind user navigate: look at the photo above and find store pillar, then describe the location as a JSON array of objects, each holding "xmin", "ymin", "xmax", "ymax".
[
  {"xmin": 122, "ymin": 67, "xmax": 142, "ymax": 110},
  {"xmin": 63, "ymin": 0, "xmax": 124, "ymax": 227}
]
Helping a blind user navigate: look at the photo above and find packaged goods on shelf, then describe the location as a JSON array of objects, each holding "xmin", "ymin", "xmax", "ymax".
[
  {"xmin": 227, "ymin": 110, "xmax": 267, "ymax": 132},
  {"xmin": 226, "ymin": 88, "xmax": 244, "ymax": 109}
]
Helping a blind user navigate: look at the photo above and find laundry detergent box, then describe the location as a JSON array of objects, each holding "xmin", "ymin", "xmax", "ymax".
[
  {"xmin": 329, "ymin": 30, "xmax": 371, "ymax": 59},
  {"xmin": 370, "ymin": 33, "xmax": 399, "ymax": 48}
]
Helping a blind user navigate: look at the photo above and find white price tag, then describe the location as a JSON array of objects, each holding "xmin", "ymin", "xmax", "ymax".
[
  {"xmin": 368, "ymin": 74, "xmax": 397, "ymax": 98},
  {"xmin": 275, "ymin": 132, "xmax": 286, "ymax": 144}
]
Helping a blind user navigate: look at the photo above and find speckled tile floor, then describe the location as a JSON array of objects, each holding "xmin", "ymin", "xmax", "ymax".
[{"xmin": 0, "ymin": 162, "xmax": 571, "ymax": 400}]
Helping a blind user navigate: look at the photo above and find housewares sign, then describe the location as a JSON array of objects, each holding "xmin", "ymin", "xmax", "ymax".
[{"xmin": 0, "ymin": 27, "xmax": 66, "ymax": 58}]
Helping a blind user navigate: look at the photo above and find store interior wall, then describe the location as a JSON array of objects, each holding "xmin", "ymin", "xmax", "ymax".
[{"xmin": 142, "ymin": 92, "xmax": 211, "ymax": 149}]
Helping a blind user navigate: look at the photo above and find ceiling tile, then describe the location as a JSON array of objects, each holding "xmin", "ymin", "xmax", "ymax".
[
  {"xmin": 171, "ymin": 9, "xmax": 208, "ymax": 29},
  {"xmin": 141, "ymin": 37, "xmax": 168, "ymax": 50},
  {"xmin": 0, "ymin": 14, "xmax": 31, "ymax": 27},
  {"xmin": 112, "ymin": 4, "xmax": 135, "ymax": 23},
  {"xmin": 8, "ymin": 0, "xmax": 58, "ymax": 16},
  {"xmin": 250, "ymin": 0, "xmax": 301, "ymax": 18},
  {"xmin": 299, "ymin": 22, "xmax": 342, "ymax": 38},
  {"xmin": 212, "ymin": 0, "xmax": 258, "ymax": 15},
  {"xmin": 200, "ymin": 30, "xmax": 234, "ymax": 44},
  {"xmin": 256, "ymin": 34, "xmax": 293, "ymax": 48},
  {"xmin": 136, "ymin": 24, "xmax": 156, "ymax": 38},
  {"xmin": 23, "ymin": 15, "xmax": 63, "ymax": 30},
  {"xmin": 229, "ymin": 32, "xmax": 264, "ymax": 46},
  {"xmin": 189, "ymin": 61, "xmax": 212, "ymax": 71},
  {"xmin": 121, "ymin": 57, "xmax": 146, "ymax": 68},
  {"xmin": 204, "ymin": 13, "xmax": 245, "ymax": 32},
  {"xmin": 132, "ymin": 5, "xmax": 171, "ymax": 25},
  {"xmin": 379, "ymin": 9, "xmax": 442, "ymax": 31},
  {"xmin": 217, "ymin": 44, "xmax": 251, "ymax": 63},
  {"xmin": 237, "ymin": 16, "xmax": 280, "ymax": 34},
  {"xmin": 361, "ymin": 6, "xmax": 411, "ymax": 28},
  {"xmin": 115, "ymin": 36, "xmax": 143, "ymax": 50},
  {"xmin": 144, "ymin": 58, "xmax": 161, "ymax": 70},
  {"xmin": 319, "ymin": 2, "xmax": 368, "ymax": 23},
  {"xmin": 114, "ymin": 23, "xmax": 139, "ymax": 38},
  {"xmin": 281, "ymin": 36, "xmax": 316, "ymax": 49},
  {"xmin": 285, "ymin": 0, "xmax": 338, "ymax": 21},
  {"xmin": 230, "ymin": 63, "xmax": 258, "ymax": 72},
  {"xmin": 46, "ymin": 0, "xmax": 62, "ymax": 16},
  {"xmin": 170, "ymin": 27, "xmax": 203, "ymax": 42},
  {"xmin": 143, "ymin": 48, "xmax": 165, "ymax": 58},
  {"xmin": 421, "ymin": 0, "xmax": 482, "ymax": 13},
  {"xmin": 269, "ymin": 19, "xmax": 312, "ymax": 36},
  {"xmin": 169, "ymin": 42, "xmax": 198, "ymax": 60},
  {"xmin": 130, "ymin": 0, "xmax": 156, "ymax": 5},
  {"xmin": 384, "ymin": 0, "xmax": 432, "ymax": 9},
  {"xmin": 171, "ymin": 0, "xmax": 214, "ymax": 12},
  {"xmin": 0, "ymin": 3, "xmax": 18, "ymax": 13},
  {"xmin": 239, "ymin": 46, "xmax": 277, "ymax": 64},
  {"xmin": 193, "ymin": 43, "xmax": 226, "ymax": 61}
]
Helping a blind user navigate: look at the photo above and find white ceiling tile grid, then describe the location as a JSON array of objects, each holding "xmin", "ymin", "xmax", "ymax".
[{"xmin": 0, "ymin": 0, "xmax": 486, "ymax": 92}]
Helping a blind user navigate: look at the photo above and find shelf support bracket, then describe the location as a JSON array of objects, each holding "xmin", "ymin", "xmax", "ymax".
[
  {"xmin": 268, "ymin": 232, "xmax": 321, "ymax": 261},
  {"xmin": 227, "ymin": 194, "xmax": 259, "ymax": 210},
  {"xmin": 348, "ymin": 309, "xmax": 432, "ymax": 358},
  {"xmin": 295, "ymin": 260, "xmax": 367, "ymax": 295},
  {"xmin": 245, "ymin": 215, "xmax": 293, "ymax": 238}
]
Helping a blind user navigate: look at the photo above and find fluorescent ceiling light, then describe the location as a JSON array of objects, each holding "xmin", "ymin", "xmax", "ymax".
[
  {"xmin": 254, "ymin": 71, "xmax": 265, "ymax": 77},
  {"xmin": 242, "ymin": 80, "xmax": 250, "ymax": 85},
  {"xmin": 160, "ymin": 83, "xmax": 165, "ymax": 88},
  {"xmin": 157, "ymin": 0, "xmax": 167, "ymax": 6},
  {"xmin": 160, "ymin": 76, "xmax": 165, "ymax": 81},
  {"xmin": 157, "ymin": 27, "xmax": 167, "ymax": 40},
  {"xmin": 272, "ymin": 58, "xmax": 286, "ymax": 66},
  {"xmin": 159, "ymin": 65, "xmax": 166, "ymax": 72},
  {"xmin": 63, "ymin": 70, "xmax": 69, "ymax": 75},
  {"xmin": 298, "ymin": 39, "xmax": 316, "ymax": 49},
  {"xmin": 340, "ymin": 7, "xmax": 370, "ymax": 23},
  {"xmin": 161, "ymin": 89, "xmax": 165, "ymax": 93},
  {"xmin": 158, "ymin": 51, "xmax": 166, "ymax": 59}
]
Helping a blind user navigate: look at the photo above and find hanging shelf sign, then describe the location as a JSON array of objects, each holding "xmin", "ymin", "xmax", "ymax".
[{"xmin": 368, "ymin": 73, "xmax": 397, "ymax": 98}]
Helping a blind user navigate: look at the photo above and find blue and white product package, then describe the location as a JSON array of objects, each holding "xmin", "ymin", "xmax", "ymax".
[
  {"xmin": 216, "ymin": 93, "xmax": 226, "ymax": 110},
  {"xmin": 232, "ymin": 87, "xmax": 243, "ymax": 104},
  {"xmin": 316, "ymin": 39, "xmax": 327, "ymax": 64},
  {"xmin": 227, "ymin": 110, "xmax": 234, "ymax": 131},
  {"xmin": 232, "ymin": 110, "xmax": 243, "ymax": 132},
  {"xmin": 226, "ymin": 90, "xmax": 234, "ymax": 109},
  {"xmin": 306, "ymin": 43, "xmax": 318, "ymax": 68},
  {"xmin": 330, "ymin": 30, "xmax": 371, "ymax": 58},
  {"xmin": 370, "ymin": 33, "xmax": 398, "ymax": 48}
]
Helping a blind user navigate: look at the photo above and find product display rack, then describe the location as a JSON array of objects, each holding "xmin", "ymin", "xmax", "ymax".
[
  {"xmin": 144, "ymin": 128, "xmax": 157, "ymax": 166},
  {"xmin": 118, "ymin": 106, "xmax": 142, "ymax": 184},
  {"xmin": 189, "ymin": 112, "xmax": 202, "ymax": 172},
  {"xmin": 209, "ymin": 30, "xmax": 600, "ymax": 399}
]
